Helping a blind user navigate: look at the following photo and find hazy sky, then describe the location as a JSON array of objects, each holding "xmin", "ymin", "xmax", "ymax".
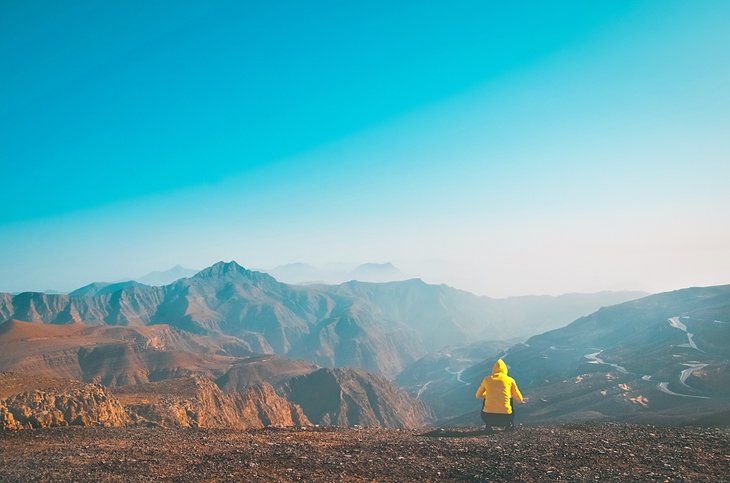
[{"xmin": 2, "ymin": 1, "xmax": 729, "ymax": 296}]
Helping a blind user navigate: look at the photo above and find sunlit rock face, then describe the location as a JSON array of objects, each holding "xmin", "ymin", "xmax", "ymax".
[{"xmin": 0, "ymin": 382, "xmax": 130, "ymax": 430}]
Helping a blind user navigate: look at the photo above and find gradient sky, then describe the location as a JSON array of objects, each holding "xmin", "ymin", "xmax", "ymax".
[{"xmin": 2, "ymin": 1, "xmax": 729, "ymax": 296}]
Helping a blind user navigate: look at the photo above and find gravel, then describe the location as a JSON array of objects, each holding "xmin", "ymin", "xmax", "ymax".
[{"xmin": 0, "ymin": 423, "xmax": 728, "ymax": 481}]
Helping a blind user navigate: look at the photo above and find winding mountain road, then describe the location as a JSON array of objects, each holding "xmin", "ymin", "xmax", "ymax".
[
  {"xmin": 581, "ymin": 317, "xmax": 714, "ymax": 400},
  {"xmin": 445, "ymin": 368, "xmax": 471, "ymax": 386},
  {"xmin": 668, "ymin": 316, "xmax": 703, "ymax": 352},
  {"xmin": 656, "ymin": 316, "xmax": 711, "ymax": 398},
  {"xmin": 584, "ymin": 350, "xmax": 629, "ymax": 374}
]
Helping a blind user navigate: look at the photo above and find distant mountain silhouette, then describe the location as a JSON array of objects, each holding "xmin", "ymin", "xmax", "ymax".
[
  {"xmin": 70, "ymin": 281, "xmax": 150, "ymax": 297},
  {"xmin": 262, "ymin": 263, "xmax": 324, "ymax": 284},
  {"xmin": 348, "ymin": 262, "xmax": 404, "ymax": 282},
  {"xmin": 262, "ymin": 261, "xmax": 406, "ymax": 285},
  {"xmin": 129, "ymin": 265, "xmax": 198, "ymax": 286}
]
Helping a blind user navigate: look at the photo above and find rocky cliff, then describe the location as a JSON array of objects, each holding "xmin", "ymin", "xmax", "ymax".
[
  {"xmin": 117, "ymin": 376, "xmax": 309, "ymax": 429},
  {"xmin": 0, "ymin": 374, "xmax": 129, "ymax": 430},
  {"xmin": 0, "ymin": 372, "xmax": 308, "ymax": 431}
]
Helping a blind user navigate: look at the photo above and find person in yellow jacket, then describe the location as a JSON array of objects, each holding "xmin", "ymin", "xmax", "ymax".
[{"xmin": 475, "ymin": 359, "xmax": 526, "ymax": 432}]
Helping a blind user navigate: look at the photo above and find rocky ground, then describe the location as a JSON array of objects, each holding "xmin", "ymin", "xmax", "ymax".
[{"xmin": 0, "ymin": 424, "xmax": 728, "ymax": 482}]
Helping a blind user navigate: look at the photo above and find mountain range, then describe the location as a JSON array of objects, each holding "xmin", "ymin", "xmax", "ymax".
[
  {"xmin": 0, "ymin": 261, "xmax": 644, "ymax": 377},
  {"xmin": 8, "ymin": 260, "xmax": 725, "ymax": 427},
  {"xmin": 0, "ymin": 260, "xmax": 649, "ymax": 428}
]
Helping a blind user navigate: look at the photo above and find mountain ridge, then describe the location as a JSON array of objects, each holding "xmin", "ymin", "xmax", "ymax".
[{"xmin": 0, "ymin": 260, "xmax": 647, "ymax": 377}]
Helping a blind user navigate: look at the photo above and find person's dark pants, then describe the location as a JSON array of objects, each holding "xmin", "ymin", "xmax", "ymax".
[
  {"xmin": 480, "ymin": 411, "xmax": 514, "ymax": 429},
  {"xmin": 481, "ymin": 399, "xmax": 516, "ymax": 430}
]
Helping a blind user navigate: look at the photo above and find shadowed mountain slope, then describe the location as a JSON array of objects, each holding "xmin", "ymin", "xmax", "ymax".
[{"xmin": 279, "ymin": 367, "xmax": 434, "ymax": 428}]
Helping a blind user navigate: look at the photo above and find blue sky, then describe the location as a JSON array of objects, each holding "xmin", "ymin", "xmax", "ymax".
[{"xmin": 2, "ymin": 1, "xmax": 729, "ymax": 295}]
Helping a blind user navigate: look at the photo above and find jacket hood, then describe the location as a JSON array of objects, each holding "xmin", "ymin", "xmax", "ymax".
[{"xmin": 492, "ymin": 359, "xmax": 508, "ymax": 376}]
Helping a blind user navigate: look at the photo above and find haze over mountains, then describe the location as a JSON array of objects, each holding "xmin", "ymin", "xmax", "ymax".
[
  {"xmin": 2, "ymin": 260, "xmax": 727, "ymax": 428},
  {"xmin": 260, "ymin": 262, "xmax": 406, "ymax": 285},
  {"xmin": 25, "ymin": 261, "xmax": 406, "ymax": 295},
  {"xmin": 126, "ymin": 265, "xmax": 199, "ymax": 287},
  {"xmin": 0, "ymin": 261, "xmax": 643, "ymax": 376}
]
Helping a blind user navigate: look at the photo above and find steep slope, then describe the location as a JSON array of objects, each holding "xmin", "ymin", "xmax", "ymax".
[
  {"xmin": 505, "ymin": 285, "xmax": 730, "ymax": 393},
  {"xmin": 429, "ymin": 285, "xmax": 730, "ymax": 424},
  {"xmin": 279, "ymin": 368, "xmax": 434, "ymax": 428}
]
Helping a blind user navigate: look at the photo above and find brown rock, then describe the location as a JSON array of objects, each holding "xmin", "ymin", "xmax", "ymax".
[
  {"xmin": 117, "ymin": 376, "xmax": 310, "ymax": 429},
  {"xmin": 0, "ymin": 383, "xmax": 130, "ymax": 430}
]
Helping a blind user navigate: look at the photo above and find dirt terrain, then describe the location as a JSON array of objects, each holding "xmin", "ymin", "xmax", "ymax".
[{"xmin": 0, "ymin": 424, "xmax": 728, "ymax": 481}]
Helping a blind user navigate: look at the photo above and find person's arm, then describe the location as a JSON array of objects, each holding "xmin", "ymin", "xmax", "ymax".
[
  {"xmin": 510, "ymin": 379, "xmax": 524, "ymax": 404},
  {"xmin": 475, "ymin": 378, "xmax": 487, "ymax": 399}
]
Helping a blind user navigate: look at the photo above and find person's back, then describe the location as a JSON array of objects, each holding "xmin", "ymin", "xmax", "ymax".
[{"xmin": 475, "ymin": 359, "xmax": 525, "ymax": 431}]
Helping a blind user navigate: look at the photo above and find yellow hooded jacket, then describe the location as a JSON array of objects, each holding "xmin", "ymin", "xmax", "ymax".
[{"xmin": 475, "ymin": 359, "xmax": 524, "ymax": 414}]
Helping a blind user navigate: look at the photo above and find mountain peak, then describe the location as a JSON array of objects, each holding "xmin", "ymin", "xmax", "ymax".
[
  {"xmin": 193, "ymin": 261, "xmax": 278, "ymax": 286},
  {"xmin": 196, "ymin": 260, "xmax": 246, "ymax": 276}
]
